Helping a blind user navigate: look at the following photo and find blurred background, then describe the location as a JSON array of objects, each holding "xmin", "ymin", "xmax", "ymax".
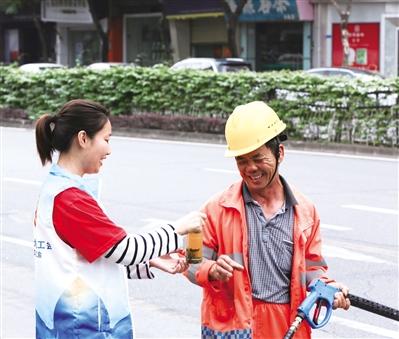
[{"xmin": 0, "ymin": 0, "xmax": 398, "ymax": 77}]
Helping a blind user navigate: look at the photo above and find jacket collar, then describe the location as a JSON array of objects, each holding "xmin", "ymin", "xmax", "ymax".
[
  {"xmin": 220, "ymin": 180, "xmax": 245, "ymax": 211},
  {"xmin": 220, "ymin": 177, "xmax": 314, "ymax": 234},
  {"xmin": 242, "ymin": 175, "xmax": 298, "ymax": 209}
]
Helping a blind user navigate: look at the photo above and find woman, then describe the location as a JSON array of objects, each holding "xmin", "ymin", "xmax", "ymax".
[{"xmin": 34, "ymin": 99, "xmax": 205, "ymax": 338}]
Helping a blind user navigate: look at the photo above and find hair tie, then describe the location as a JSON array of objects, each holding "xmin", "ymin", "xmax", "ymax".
[
  {"xmin": 49, "ymin": 115, "xmax": 57, "ymax": 133},
  {"xmin": 49, "ymin": 122, "xmax": 55, "ymax": 132}
]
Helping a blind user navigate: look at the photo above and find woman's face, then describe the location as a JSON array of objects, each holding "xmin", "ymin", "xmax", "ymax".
[{"xmin": 82, "ymin": 119, "xmax": 112, "ymax": 174}]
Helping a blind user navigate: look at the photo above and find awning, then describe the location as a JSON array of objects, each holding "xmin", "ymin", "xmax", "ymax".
[
  {"xmin": 164, "ymin": 0, "xmax": 224, "ymax": 20},
  {"xmin": 166, "ymin": 12, "xmax": 224, "ymax": 20},
  {"xmin": 163, "ymin": 0, "xmax": 313, "ymax": 22}
]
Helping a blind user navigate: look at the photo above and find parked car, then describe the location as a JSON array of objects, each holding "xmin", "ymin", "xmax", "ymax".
[
  {"xmin": 19, "ymin": 63, "xmax": 65, "ymax": 73},
  {"xmin": 304, "ymin": 67, "xmax": 384, "ymax": 80},
  {"xmin": 170, "ymin": 58, "xmax": 251, "ymax": 73},
  {"xmin": 304, "ymin": 67, "xmax": 396, "ymax": 105},
  {"xmin": 87, "ymin": 62, "xmax": 136, "ymax": 70}
]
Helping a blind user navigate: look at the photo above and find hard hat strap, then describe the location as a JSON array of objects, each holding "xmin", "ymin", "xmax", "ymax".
[{"xmin": 266, "ymin": 161, "xmax": 279, "ymax": 188}]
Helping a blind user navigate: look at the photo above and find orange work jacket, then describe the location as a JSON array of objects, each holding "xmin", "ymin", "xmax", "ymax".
[{"xmin": 187, "ymin": 180, "xmax": 332, "ymax": 338}]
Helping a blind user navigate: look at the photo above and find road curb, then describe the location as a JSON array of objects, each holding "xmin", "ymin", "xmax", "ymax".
[{"xmin": 1, "ymin": 120, "xmax": 398, "ymax": 158}]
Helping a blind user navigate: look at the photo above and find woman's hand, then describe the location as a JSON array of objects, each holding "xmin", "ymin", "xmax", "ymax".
[
  {"xmin": 174, "ymin": 211, "xmax": 207, "ymax": 235},
  {"xmin": 149, "ymin": 252, "xmax": 188, "ymax": 274}
]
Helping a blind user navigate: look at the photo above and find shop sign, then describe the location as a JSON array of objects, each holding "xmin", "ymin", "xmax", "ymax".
[
  {"xmin": 230, "ymin": 0, "xmax": 300, "ymax": 21},
  {"xmin": 332, "ymin": 23, "xmax": 380, "ymax": 71},
  {"xmin": 41, "ymin": 0, "xmax": 92, "ymax": 23}
]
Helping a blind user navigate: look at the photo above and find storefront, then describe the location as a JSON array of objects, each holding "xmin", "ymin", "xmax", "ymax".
[
  {"xmin": 255, "ymin": 22, "xmax": 306, "ymax": 70},
  {"xmin": 41, "ymin": 0, "xmax": 101, "ymax": 66},
  {"xmin": 0, "ymin": 12, "xmax": 56, "ymax": 64},
  {"xmin": 381, "ymin": 13, "xmax": 399, "ymax": 77},
  {"xmin": 164, "ymin": 0, "xmax": 227, "ymax": 62},
  {"xmin": 239, "ymin": 0, "xmax": 313, "ymax": 71},
  {"xmin": 312, "ymin": 0, "xmax": 399, "ymax": 77},
  {"xmin": 123, "ymin": 13, "xmax": 169, "ymax": 66}
]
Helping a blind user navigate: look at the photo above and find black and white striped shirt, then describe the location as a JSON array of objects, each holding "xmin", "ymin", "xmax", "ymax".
[{"xmin": 104, "ymin": 223, "xmax": 183, "ymax": 279}]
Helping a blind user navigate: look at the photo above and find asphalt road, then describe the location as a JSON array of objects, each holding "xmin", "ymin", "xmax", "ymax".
[{"xmin": 1, "ymin": 126, "xmax": 398, "ymax": 338}]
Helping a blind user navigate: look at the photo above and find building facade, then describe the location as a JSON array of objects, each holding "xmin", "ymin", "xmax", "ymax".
[
  {"xmin": 0, "ymin": 1, "xmax": 56, "ymax": 64},
  {"xmin": 312, "ymin": 0, "xmax": 399, "ymax": 77},
  {"xmin": 1, "ymin": 0, "xmax": 398, "ymax": 77}
]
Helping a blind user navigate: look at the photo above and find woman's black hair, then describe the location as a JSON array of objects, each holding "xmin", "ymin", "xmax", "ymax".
[{"xmin": 35, "ymin": 99, "xmax": 110, "ymax": 166}]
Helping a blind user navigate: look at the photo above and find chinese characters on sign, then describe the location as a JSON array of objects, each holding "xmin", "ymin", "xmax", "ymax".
[
  {"xmin": 227, "ymin": 0, "xmax": 299, "ymax": 21},
  {"xmin": 332, "ymin": 23, "xmax": 380, "ymax": 71}
]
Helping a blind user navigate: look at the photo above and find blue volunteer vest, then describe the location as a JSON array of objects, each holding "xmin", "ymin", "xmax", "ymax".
[{"xmin": 34, "ymin": 164, "xmax": 133, "ymax": 338}]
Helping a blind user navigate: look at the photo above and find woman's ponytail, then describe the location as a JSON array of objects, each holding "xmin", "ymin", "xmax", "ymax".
[
  {"xmin": 35, "ymin": 99, "xmax": 109, "ymax": 166},
  {"xmin": 35, "ymin": 114, "xmax": 56, "ymax": 166}
]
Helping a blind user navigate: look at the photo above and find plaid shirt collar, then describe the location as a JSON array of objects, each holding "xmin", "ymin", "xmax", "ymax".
[{"xmin": 242, "ymin": 175, "xmax": 298, "ymax": 210}]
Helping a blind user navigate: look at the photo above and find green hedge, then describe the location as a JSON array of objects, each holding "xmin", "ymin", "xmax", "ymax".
[{"xmin": 0, "ymin": 65, "xmax": 398, "ymax": 146}]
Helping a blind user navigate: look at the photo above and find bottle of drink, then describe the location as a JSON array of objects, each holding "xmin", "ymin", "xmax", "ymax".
[{"xmin": 186, "ymin": 231, "xmax": 202, "ymax": 264}]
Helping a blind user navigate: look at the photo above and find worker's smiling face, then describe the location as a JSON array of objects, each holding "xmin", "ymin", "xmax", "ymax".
[{"xmin": 235, "ymin": 144, "xmax": 283, "ymax": 193}]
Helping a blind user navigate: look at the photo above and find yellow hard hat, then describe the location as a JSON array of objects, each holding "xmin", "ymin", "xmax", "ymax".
[{"xmin": 224, "ymin": 101, "xmax": 286, "ymax": 157}]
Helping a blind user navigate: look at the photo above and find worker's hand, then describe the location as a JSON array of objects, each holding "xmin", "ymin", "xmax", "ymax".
[
  {"xmin": 174, "ymin": 211, "xmax": 207, "ymax": 235},
  {"xmin": 150, "ymin": 252, "xmax": 188, "ymax": 274},
  {"xmin": 328, "ymin": 281, "xmax": 351, "ymax": 310},
  {"xmin": 208, "ymin": 254, "xmax": 244, "ymax": 282}
]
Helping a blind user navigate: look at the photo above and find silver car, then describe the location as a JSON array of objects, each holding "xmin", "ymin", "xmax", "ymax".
[
  {"xmin": 19, "ymin": 63, "xmax": 65, "ymax": 73},
  {"xmin": 170, "ymin": 58, "xmax": 251, "ymax": 73}
]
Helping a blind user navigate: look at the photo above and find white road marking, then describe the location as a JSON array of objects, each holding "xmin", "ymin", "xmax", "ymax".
[
  {"xmin": 286, "ymin": 149, "xmax": 397, "ymax": 162},
  {"xmin": 321, "ymin": 223, "xmax": 352, "ymax": 231},
  {"xmin": 1, "ymin": 235, "xmax": 32, "ymax": 248},
  {"xmin": 342, "ymin": 204, "xmax": 398, "ymax": 215},
  {"xmin": 323, "ymin": 244, "xmax": 386, "ymax": 264},
  {"xmin": 329, "ymin": 316, "xmax": 399, "ymax": 338},
  {"xmin": 3, "ymin": 177, "xmax": 41, "ymax": 186}
]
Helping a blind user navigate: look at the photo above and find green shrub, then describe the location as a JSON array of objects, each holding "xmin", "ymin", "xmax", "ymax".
[{"xmin": 0, "ymin": 65, "xmax": 397, "ymax": 146}]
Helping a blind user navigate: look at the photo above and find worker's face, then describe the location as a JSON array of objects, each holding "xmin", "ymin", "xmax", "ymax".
[
  {"xmin": 235, "ymin": 144, "xmax": 283, "ymax": 193},
  {"xmin": 81, "ymin": 119, "xmax": 112, "ymax": 174}
]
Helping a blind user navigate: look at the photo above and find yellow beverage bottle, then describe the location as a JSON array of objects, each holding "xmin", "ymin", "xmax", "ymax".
[{"xmin": 186, "ymin": 231, "xmax": 203, "ymax": 264}]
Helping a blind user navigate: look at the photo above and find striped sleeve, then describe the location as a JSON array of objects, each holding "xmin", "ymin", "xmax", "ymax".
[
  {"xmin": 104, "ymin": 224, "xmax": 183, "ymax": 266},
  {"xmin": 126, "ymin": 263, "xmax": 155, "ymax": 279}
]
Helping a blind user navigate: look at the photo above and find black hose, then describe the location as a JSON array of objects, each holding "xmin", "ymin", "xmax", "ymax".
[
  {"xmin": 348, "ymin": 293, "xmax": 399, "ymax": 321},
  {"xmin": 283, "ymin": 315, "xmax": 304, "ymax": 339}
]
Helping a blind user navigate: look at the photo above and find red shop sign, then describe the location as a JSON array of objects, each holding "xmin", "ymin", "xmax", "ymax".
[{"xmin": 332, "ymin": 23, "xmax": 379, "ymax": 71}]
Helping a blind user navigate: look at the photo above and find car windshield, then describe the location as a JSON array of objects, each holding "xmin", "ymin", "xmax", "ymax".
[{"xmin": 217, "ymin": 63, "xmax": 251, "ymax": 72}]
